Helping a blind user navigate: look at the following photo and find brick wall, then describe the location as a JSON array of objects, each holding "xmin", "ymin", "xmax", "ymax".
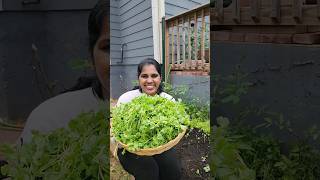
[{"xmin": 211, "ymin": 26, "xmax": 320, "ymax": 44}]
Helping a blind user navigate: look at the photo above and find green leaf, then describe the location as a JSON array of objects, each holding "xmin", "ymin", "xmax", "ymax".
[{"xmin": 216, "ymin": 117, "xmax": 230, "ymax": 127}]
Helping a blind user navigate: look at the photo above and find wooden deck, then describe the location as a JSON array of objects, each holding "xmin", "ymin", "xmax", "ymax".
[
  {"xmin": 210, "ymin": 1, "xmax": 320, "ymax": 45},
  {"xmin": 211, "ymin": 0, "xmax": 320, "ymax": 25},
  {"xmin": 164, "ymin": 3, "xmax": 210, "ymax": 74}
]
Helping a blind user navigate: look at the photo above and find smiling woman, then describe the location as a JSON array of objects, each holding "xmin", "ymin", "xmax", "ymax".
[
  {"xmin": 137, "ymin": 58, "xmax": 162, "ymax": 96},
  {"xmin": 139, "ymin": 65, "xmax": 161, "ymax": 95},
  {"xmin": 18, "ymin": 0, "xmax": 110, "ymax": 144},
  {"xmin": 111, "ymin": 58, "xmax": 182, "ymax": 180},
  {"xmin": 0, "ymin": 0, "xmax": 110, "ymax": 179},
  {"xmin": 115, "ymin": 58, "xmax": 173, "ymax": 105}
]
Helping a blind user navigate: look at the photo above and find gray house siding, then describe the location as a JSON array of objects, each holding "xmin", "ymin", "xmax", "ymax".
[
  {"xmin": 165, "ymin": 0, "xmax": 208, "ymax": 17},
  {"xmin": 111, "ymin": 0, "xmax": 121, "ymax": 64},
  {"xmin": 110, "ymin": 0, "xmax": 154, "ymax": 98},
  {"xmin": 119, "ymin": 0, "xmax": 154, "ymax": 65}
]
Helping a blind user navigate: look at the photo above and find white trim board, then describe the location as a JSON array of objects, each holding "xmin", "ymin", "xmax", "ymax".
[
  {"xmin": 0, "ymin": 0, "xmax": 3, "ymax": 11},
  {"xmin": 151, "ymin": 0, "xmax": 165, "ymax": 63}
]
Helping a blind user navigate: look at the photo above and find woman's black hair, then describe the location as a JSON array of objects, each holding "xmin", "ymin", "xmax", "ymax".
[
  {"xmin": 88, "ymin": 0, "xmax": 109, "ymax": 100},
  {"xmin": 62, "ymin": 0, "xmax": 108, "ymax": 100},
  {"xmin": 133, "ymin": 58, "xmax": 163, "ymax": 95},
  {"xmin": 88, "ymin": 0, "xmax": 109, "ymax": 58}
]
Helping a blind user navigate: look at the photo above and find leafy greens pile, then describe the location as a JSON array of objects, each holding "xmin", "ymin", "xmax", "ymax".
[
  {"xmin": 0, "ymin": 110, "xmax": 109, "ymax": 179},
  {"xmin": 111, "ymin": 94, "xmax": 190, "ymax": 152}
]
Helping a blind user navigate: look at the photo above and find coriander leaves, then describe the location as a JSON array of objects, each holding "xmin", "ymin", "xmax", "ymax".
[{"xmin": 111, "ymin": 94, "xmax": 190, "ymax": 152}]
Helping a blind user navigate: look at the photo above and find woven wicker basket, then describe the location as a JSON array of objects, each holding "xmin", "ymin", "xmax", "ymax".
[{"xmin": 111, "ymin": 124, "xmax": 187, "ymax": 156}]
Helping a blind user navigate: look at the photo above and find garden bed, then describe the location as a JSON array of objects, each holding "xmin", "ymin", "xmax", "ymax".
[
  {"xmin": 110, "ymin": 128, "xmax": 210, "ymax": 180},
  {"xmin": 176, "ymin": 128, "xmax": 210, "ymax": 179}
]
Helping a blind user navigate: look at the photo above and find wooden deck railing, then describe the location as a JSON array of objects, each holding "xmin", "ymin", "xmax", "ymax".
[
  {"xmin": 164, "ymin": 3, "xmax": 210, "ymax": 74},
  {"xmin": 211, "ymin": 0, "xmax": 320, "ymax": 25},
  {"xmin": 210, "ymin": 0, "xmax": 320, "ymax": 45}
]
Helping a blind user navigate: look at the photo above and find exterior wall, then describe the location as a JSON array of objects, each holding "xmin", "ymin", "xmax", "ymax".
[
  {"xmin": 165, "ymin": 0, "xmax": 208, "ymax": 17},
  {"xmin": 110, "ymin": 0, "xmax": 155, "ymax": 98},
  {"xmin": 110, "ymin": 0, "xmax": 122, "ymax": 64},
  {"xmin": 1, "ymin": 13, "xmax": 47, "ymax": 122},
  {"xmin": 3, "ymin": 0, "xmax": 96, "ymax": 10},
  {"xmin": 118, "ymin": 0, "xmax": 154, "ymax": 65},
  {"xmin": 0, "ymin": 1, "xmax": 97, "ymax": 122},
  {"xmin": 213, "ymin": 42, "xmax": 320, "ymax": 142},
  {"xmin": 110, "ymin": 64, "xmax": 138, "ymax": 99},
  {"xmin": 171, "ymin": 73, "xmax": 210, "ymax": 104}
]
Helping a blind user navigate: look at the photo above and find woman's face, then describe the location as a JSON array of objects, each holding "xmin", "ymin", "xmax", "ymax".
[
  {"xmin": 139, "ymin": 64, "xmax": 161, "ymax": 96},
  {"xmin": 93, "ymin": 16, "xmax": 109, "ymax": 99}
]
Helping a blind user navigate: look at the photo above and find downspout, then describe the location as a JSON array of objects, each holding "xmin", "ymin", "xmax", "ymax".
[
  {"xmin": 120, "ymin": 43, "xmax": 127, "ymax": 64},
  {"xmin": 161, "ymin": 17, "xmax": 166, "ymax": 83}
]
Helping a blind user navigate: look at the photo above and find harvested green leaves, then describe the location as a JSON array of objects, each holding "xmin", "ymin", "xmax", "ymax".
[
  {"xmin": 0, "ymin": 110, "xmax": 109, "ymax": 179},
  {"xmin": 111, "ymin": 94, "xmax": 190, "ymax": 152}
]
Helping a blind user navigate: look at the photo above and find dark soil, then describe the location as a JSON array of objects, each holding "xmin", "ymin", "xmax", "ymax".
[{"xmin": 175, "ymin": 128, "xmax": 211, "ymax": 180}]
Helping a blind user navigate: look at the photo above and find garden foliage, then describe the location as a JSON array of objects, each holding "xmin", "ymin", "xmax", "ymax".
[
  {"xmin": 211, "ymin": 68, "xmax": 320, "ymax": 180},
  {"xmin": 0, "ymin": 110, "xmax": 109, "ymax": 179}
]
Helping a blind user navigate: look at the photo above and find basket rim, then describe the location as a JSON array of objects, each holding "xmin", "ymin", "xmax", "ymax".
[{"xmin": 113, "ymin": 125, "xmax": 187, "ymax": 155}]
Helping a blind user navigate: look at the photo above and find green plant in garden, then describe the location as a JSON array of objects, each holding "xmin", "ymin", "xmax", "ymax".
[
  {"xmin": 111, "ymin": 94, "xmax": 190, "ymax": 152},
  {"xmin": 212, "ymin": 67, "xmax": 320, "ymax": 179},
  {"xmin": 0, "ymin": 110, "xmax": 109, "ymax": 180},
  {"xmin": 162, "ymin": 80, "xmax": 210, "ymax": 134},
  {"xmin": 211, "ymin": 115, "xmax": 320, "ymax": 180},
  {"xmin": 211, "ymin": 117, "xmax": 256, "ymax": 180},
  {"xmin": 162, "ymin": 63, "xmax": 210, "ymax": 135},
  {"xmin": 232, "ymin": 126, "xmax": 284, "ymax": 179},
  {"xmin": 212, "ymin": 67, "xmax": 250, "ymax": 107},
  {"xmin": 68, "ymin": 58, "xmax": 92, "ymax": 71},
  {"xmin": 223, "ymin": 120, "xmax": 320, "ymax": 180}
]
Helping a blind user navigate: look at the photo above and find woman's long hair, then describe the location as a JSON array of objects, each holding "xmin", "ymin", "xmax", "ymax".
[{"xmin": 62, "ymin": 0, "xmax": 109, "ymax": 100}]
